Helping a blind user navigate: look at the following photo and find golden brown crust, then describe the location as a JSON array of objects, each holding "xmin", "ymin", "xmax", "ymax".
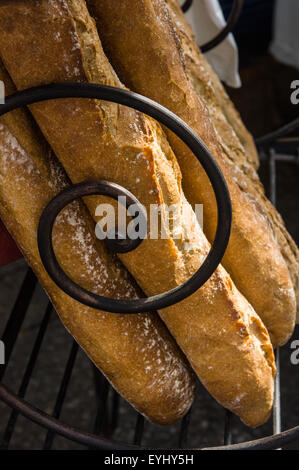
[
  {"xmin": 0, "ymin": 61, "xmax": 196, "ymax": 425},
  {"xmin": 0, "ymin": 0, "xmax": 276, "ymax": 427},
  {"xmin": 87, "ymin": 0, "xmax": 296, "ymax": 346}
]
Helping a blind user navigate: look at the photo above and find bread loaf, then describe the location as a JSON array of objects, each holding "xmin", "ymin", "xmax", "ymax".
[
  {"xmin": 88, "ymin": 0, "xmax": 296, "ymax": 346},
  {"xmin": 166, "ymin": 0, "xmax": 259, "ymax": 169},
  {"xmin": 0, "ymin": 61, "xmax": 196, "ymax": 425},
  {"xmin": 164, "ymin": 0, "xmax": 299, "ymax": 322},
  {"xmin": 0, "ymin": 0, "xmax": 276, "ymax": 426}
]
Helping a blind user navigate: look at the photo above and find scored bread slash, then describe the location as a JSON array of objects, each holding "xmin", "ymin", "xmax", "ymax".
[{"xmin": 0, "ymin": 0, "xmax": 276, "ymax": 427}]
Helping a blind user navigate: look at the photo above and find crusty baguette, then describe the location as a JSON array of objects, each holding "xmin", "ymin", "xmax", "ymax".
[
  {"xmin": 0, "ymin": 61, "xmax": 196, "ymax": 425},
  {"xmin": 0, "ymin": 0, "xmax": 275, "ymax": 426},
  {"xmin": 88, "ymin": 0, "xmax": 296, "ymax": 346},
  {"xmin": 166, "ymin": 0, "xmax": 259, "ymax": 169},
  {"xmin": 164, "ymin": 0, "xmax": 299, "ymax": 322}
]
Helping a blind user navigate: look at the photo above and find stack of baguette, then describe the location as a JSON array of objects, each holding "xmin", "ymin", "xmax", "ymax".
[
  {"xmin": 0, "ymin": 0, "xmax": 297, "ymax": 428},
  {"xmin": 0, "ymin": 60, "xmax": 195, "ymax": 425}
]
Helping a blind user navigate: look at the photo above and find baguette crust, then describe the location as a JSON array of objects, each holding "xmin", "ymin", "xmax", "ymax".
[
  {"xmin": 165, "ymin": 0, "xmax": 259, "ymax": 169},
  {"xmin": 164, "ymin": 0, "xmax": 299, "ymax": 322},
  {"xmin": 0, "ymin": 0, "xmax": 275, "ymax": 426},
  {"xmin": 0, "ymin": 62, "xmax": 196, "ymax": 425},
  {"xmin": 88, "ymin": 0, "xmax": 296, "ymax": 346}
]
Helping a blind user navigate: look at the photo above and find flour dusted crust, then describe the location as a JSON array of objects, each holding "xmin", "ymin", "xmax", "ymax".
[
  {"xmin": 0, "ymin": 0, "xmax": 276, "ymax": 426},
  {"xmin": 163, "ymin": 0, "xmax": 299, "ymax": 321},
  {"xmin": 0, "ymin": 62, "xmax": 196, "ymax": 425},
  {"xmin": 87, "ymin": 0, "xmax": 296, "ymax": 346}
]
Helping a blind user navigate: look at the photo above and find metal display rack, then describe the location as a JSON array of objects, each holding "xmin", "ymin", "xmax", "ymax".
[{"xmin": 0, "ymin": 0, "xmax": 299, "ymax": 451}]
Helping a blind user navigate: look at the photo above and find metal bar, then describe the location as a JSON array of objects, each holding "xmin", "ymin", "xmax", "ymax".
[
  {"xmin": 201, "ymin": 0, "xmax": 244, "ymax": 53},
  {"xmin": 91, "ymin": 368, "xmax": 110, "ymax": 438},
  {"xmin": 269, "ymin": 149, "xmax": 277, "ymax": 207},
  {"xmin": 273, "ymin": 350, "xmax": 281, "ymax": 436},
  {"xmin": 0, "ymin": 303, "xmax": 52, "ymax": 449},
  {"xmin": 256, "ymin": 118, "xmax": 299, "ymax": 147},
  {"xmin": 0, "ymin": 145, "xmax": 293, "ymax": 451},
  {"xmin": 43, "ymin": 341, "xmax": 78, "ymax": 449},
  {"xmin": 2, "ymin": 381, "xmax": 299, "ymax": 450},
  {"xmin": 109, "ymin": 390, "xmax": 120, "ymax": 435},
  {"xmin": 178, "ymin": 406, "xmax": 192, "ymax": 448},
  {"xmin": 0, "ymin": 384, "xmax": 142, "ymax": 450},
  {"xmin": 224, "ymin": 410, "xmax": 233, "ymax": 445},
  {"xmin": 181, "ymin": 0, "xmax": 193, "ymax": 13},
  {"xmin": 0, "ymin": 269, "xmax": 37, "ymax": 381},
  {"xmin": 133, "ymin": 414, "xmax": 145, "ymax": 446},
  {"xmin": 259, "ymin": 153, "xmax": 299, "ymax": 163},
  {"xmin": 269, "ymin": 149, "xmax": 282, "ymax": 440},
  {"xmin": 5, "ymin": 83, "xmax": 232, "ymax": 316}
]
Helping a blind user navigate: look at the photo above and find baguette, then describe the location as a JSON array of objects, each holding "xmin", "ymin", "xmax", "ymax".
[
  {"xmin": 168, "ymin": 0, "xmax": 259, "ymax": 169},
  {"xmin": 88, "ymin": 0, "xmax": 296, "ymax": 346},
  {"xmin": 164, "ymin": 0, "xmax": 299, "ymax": 322},
  {"xmin": 0, "ymin": 0, "xmax": 275, "ymax": 426},
  {"xmin": 0, "ymin": 61, "xmax": 196, "ymax": 425}
]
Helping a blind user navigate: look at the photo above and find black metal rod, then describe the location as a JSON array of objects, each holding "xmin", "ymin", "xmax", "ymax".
[
  {"xmin": 202, "ymin": 426, "xmax": 299, "ymax": 450},
  {"xmin": 273, "ymin": 349, "xmax": 281, "ymax": 438},
  {"xmin": 0, "ymin": 384, "xmax": 143, "ymax": 450},
  {"xmin": 268, "ymin": 150, "xmax": 282, "ymax": 440},
  {"xmin": 43, "ymin": 341, "xmax": 78, "ymax": 449},
  {"xmin": 256, "ymin": 118, "xmax": 299, "ymax": 147},
  {"xmin": 0, "ymin": 269, "xmax": 37, "ymax": 381},
  {"xmin": 181, "ymin": 0, "xmax": 193, "ymax": 13},
  {"xmin": 224, "ymin": 410, "xmax": 233, "ymax": 446},
  {"xmin": 0, "ymin": 83, "xmax": 231, "ymax": 314},
  {"xmin": 259, "ymin": 153, "xmax": 299, "ymax": 163},
  {"xmin": 1, "ymin": 303, "xmax": 52, "ymax": 449},
  {"xmin": 133, "ymin": 414, "xmax": 145, "ymax": 446},
  {"xmin": 1, "ymin": 382, "xmax": 299, "ymax": 450},
  {"xmin": 110, "ymin": 390, "xmax": 120, "ymax": 435},
  {"xmin": 90, "ymin": 368, "xmax": 110, "ymax": 440},
  {"xmin": 201, "ymin": 0, "xmax": 244, "ymax": 53},
  {"xmin": 269, "ymin": 149, "xmax": 277, "ymax": 208},
  {"xmin": 178, "ymin": 407, "xmax": 192, "ymax": 448},
  {"xmin": 92, "ymin": 366, "xmax": 110, "ymax": 402}
]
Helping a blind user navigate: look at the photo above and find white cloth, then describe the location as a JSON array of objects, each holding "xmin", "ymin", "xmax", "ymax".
[
  {"xmin": 181, "ymin": 0, "xmax": 241, "ymax": 87},
  {"xmin": 270, "ymin": 0, "xmax": 299, "ymax": 70}
]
